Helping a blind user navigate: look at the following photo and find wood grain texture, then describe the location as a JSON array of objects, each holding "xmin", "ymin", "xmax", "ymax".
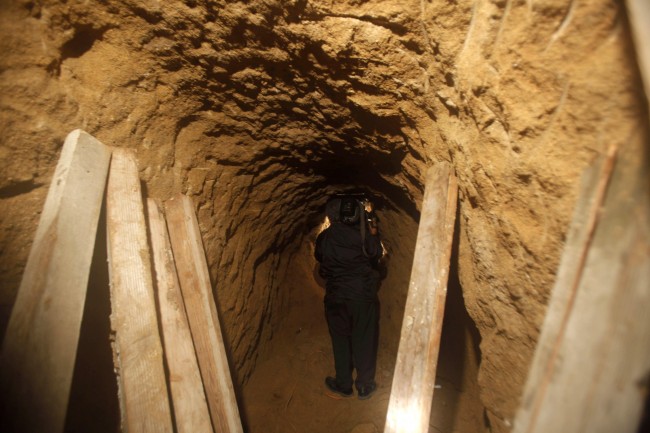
[
  {"xmin": 384, "ymin": 163, "xmax": 458, "ymax": 433},
  {"xmin": 0, "ymin": 130, "xmax": 111, "ymax": 433},
  {"xmin": 147, "ymin": 198, "xmax": 213, "ymax": 433},
  {"xmin": 106, "ymin": 149, "xmax": 173, "ymax": 433},
  {"xmin": 165, "ymin": 194, "xmax": 244, "ymax": 433}
]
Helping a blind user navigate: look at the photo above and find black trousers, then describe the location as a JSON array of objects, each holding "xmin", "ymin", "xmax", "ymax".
[{"xmin": 324, "ymin": 299, "xmax": 379, "ymax": 390}]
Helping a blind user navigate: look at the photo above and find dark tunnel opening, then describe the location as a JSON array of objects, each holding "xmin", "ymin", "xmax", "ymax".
[{"xmin": 235, "ymin": 171, "xmax": 486, "ymax": 432}]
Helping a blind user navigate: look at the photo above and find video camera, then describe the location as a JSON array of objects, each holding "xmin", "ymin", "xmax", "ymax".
[{"xmin": 332, "ymin": 193, "xmax": 379, "ymax": 229}]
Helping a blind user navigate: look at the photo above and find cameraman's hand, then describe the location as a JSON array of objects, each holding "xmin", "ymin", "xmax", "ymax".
[{"xmin": 368, "ymin": 217, "xmax": 378, "ymax": 235}]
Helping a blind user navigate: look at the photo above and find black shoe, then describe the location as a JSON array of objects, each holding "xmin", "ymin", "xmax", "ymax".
[
  {"xmin": 357, "ymin": 381, "xmax": 377, "ymax": 400},
  {"xmin": 325, "ymin": 376, "xmax": 353, "ymax": 398}
]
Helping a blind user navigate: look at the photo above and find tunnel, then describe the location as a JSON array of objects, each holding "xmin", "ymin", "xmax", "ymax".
[{"xmin": 0, "ymin": 1, "xmax": 648, "ymax": 432}]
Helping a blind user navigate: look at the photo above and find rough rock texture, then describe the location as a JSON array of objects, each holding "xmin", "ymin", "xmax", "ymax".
[{"xmin": 0, "ymin": 0, "xmax": 646, "ymax": 431}]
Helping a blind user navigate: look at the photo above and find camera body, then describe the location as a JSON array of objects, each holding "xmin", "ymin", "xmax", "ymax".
[{"xmin": 333, "ymin": 193, "xmax": 379, "ymax": 229}]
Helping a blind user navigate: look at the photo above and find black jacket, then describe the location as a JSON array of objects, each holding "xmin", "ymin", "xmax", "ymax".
[{"xmin": 315, "ymin": 222, "xmax": 382, "ymax": 302}]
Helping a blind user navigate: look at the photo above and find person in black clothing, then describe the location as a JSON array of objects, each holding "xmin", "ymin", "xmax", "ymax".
[{"xmin": 315, "ymin": 195, "xmax": 383, "ymax": 400}]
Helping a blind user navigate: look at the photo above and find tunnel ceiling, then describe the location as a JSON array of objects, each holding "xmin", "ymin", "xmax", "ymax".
[{"xmin": 0, "ymin": 0, "xmax": 646, "ymax": 431}]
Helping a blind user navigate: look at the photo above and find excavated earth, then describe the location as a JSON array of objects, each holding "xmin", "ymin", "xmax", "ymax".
[{"xmin": 0, "ymin": 0, "xmax": 647, "ymax": 432}]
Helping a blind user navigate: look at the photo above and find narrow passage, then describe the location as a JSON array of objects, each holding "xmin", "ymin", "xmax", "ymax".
[{"xmin": 241, "ymin": 231, "xmax": 486, "ymax": 433}]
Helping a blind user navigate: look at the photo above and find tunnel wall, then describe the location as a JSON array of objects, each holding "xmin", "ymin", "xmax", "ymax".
[{"xmin": 0, "ymin": 1, "xmax": 645, "ymax": 431}]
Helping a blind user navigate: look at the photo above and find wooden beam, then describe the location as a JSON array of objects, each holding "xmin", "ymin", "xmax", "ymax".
[
  {"xmin": 513, "ymin": 136, "xmax": 650, "ymax": 432},
  {"xmin": 512, "ymin": 147, "xmax": 616, "ymax": 432},
  {"xmin": 165, "ymin": 194, "xmax": 244, "ymax": 433},
  {"xmin": 625, "ymin": 0, "xmax": 650, "ymax": 106},
  {"xmin": 384, "ymin": 163, "xmax": 458, "ymax": 433},
  {"xmin": 106, "ymin": 149, "xmax": 173, "ymax": 433},
  {"xmin": 147, "ymin": 198, "xmax": 213, "ymax": 433},
  {"xmin": 0, "ymin": 130, "xmax": 111, "ymax": 433}
]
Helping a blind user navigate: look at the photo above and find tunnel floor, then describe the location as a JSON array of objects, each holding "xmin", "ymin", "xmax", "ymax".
[{"xmin": 240, "ymin": 246, "xmax": 486, "ymax": 433}]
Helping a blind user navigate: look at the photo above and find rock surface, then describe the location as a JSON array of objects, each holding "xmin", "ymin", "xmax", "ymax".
[{"xmin": 0, "ymin": 0, "xmax": 645, "ymax": 431}]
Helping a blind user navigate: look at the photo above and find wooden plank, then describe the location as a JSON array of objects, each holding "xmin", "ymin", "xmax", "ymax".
[
  {"xmin": 0, "ymin": 130, "xmax": 111, "ymax": 433},
  {"xmin": 146, "ymin": 198, "xmax": 213, "ymax": 433},
  {"xmin": 514, "ymin": 133, "xmax": 650, "ymax": 433},
  {"xmin": 165, "ymin": 194, "xmax": 244, "ymax": 433},
  {"xmin": 625, "ymin": 0, "xmax": 650, "ymax": 105},
  {"xmin": 106, "ymin": 149, "xmax": 173, "ymax": 433},
  {"xmin": 384, "ymin": 163, "xmax": 458, "ymax": 433},
  {"xmin": 513, "ymin": 147, "xmax": 617, "ymax": 433}
]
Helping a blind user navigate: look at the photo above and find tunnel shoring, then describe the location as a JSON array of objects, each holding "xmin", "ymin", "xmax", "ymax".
[
  {"xmin": 3, "ymin": 152, "xmax": 485, "ymax": 433},
  {"xmin": 14, "ymin": 147, "xmax": 488, "ymax": 433}
]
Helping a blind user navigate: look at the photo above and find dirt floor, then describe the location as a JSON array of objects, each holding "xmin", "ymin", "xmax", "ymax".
[{"xmin": 241, "ymin": 251, "xmax": 486, "ymax": 433}]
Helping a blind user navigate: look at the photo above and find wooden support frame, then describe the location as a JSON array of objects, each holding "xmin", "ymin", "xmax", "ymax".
[
  {"xmin": 165, "ymin": 194, "xmax": 244, "ymax": 433},
  {"xmin": 147, "ymin": 199, "xmax": 213, "ymax": 433},
  {"xmin": 0, "ymin": 130, "xmax": 111, "ymax": 433},
  {"xmin": 385, "ymin": 163, "xmax": 458, "ymax": 433},
  {"xmin": 106, "ymin": 149, "xmax": 173, "ymax": 433},
  {"xmin": 513, "ymin": 137, "xmax": 650, "ymax": 432}
]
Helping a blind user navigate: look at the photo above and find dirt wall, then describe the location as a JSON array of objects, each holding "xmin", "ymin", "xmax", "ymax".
[{"xmin": 0, "ymin": 0, "xmax": 645, "ymax": 430}]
